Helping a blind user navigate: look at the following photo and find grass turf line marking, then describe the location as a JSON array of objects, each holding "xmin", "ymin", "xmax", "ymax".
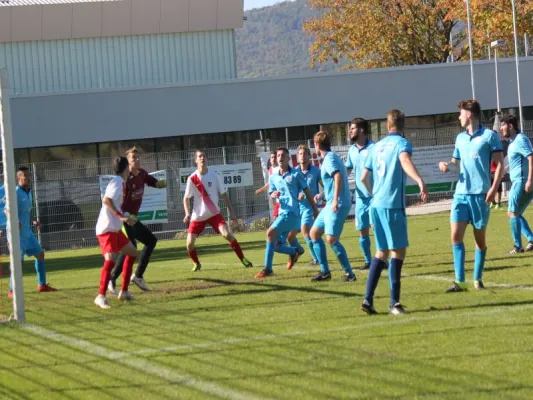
[
  {"xmin": 24, "ymin": 324, "xmax": 272, "ymax": 400},
  {"xmin": 126, "ymin": 303, "xmax": 533, "ymax": 357}
]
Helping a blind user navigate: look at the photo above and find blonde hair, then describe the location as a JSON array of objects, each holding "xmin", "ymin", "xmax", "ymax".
[
  {"xmin": 387, "ymin": 109, "xmax": 405, "ymax": 132},
  {"xmin": 313, "ymin": 131, "xmax": 331, "ymax": 151},
  {"xmin": 297, "ymin": 144, "xmax": 311, "ymax": 157}
]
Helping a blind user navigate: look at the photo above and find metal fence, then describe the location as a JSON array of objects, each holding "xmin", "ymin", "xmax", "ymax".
[{"xmin": 11, "ymin": 120, "xmax": 533, "ymax": 251}]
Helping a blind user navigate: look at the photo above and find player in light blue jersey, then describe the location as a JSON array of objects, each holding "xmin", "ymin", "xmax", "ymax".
[
  {"xmin": 439, "ymin": 100, "xmax": 504, "ymax": 292},
  {"xmin": 256, "ymin": 147, "xmax": 319, "ymax": 278},
  {"xmin": 291, "ymin": 144, "xmax": 322, "ymax": 266},
  {"xmin": 500, "ymin": 115, "xmax": 533, "ymax": 253},
  {"xmin": 360, "ymin": 110, "xmax": 428, "ymax": 315},
  {"xmin": 345, "ymin": 118, "xmax": 375, "ymax": 270},
  {"xmin": 310, "ymin": 131, "xmax": 356, "ymax": 282},
  {"xmin": 6, "ymin": 167, "xmax": 57, "ymax": 298}
]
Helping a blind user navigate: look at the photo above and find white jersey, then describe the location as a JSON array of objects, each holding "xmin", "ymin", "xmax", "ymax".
[
  {"xmin": 184, "ymin": 169, "xmax": 226, "ymax": 221},
  {"xmin": 96, "ymin": 176, "xmax": 124, "ymax": 235}
]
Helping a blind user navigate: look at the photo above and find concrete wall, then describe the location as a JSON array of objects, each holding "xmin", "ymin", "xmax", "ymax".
[
  {"xmin": 10, "ymin": 58, "xmax": 533, "ymax": 149},
  {"xmin": 0, "ymin": 0, "xmax": 244, "ymax": 42}
]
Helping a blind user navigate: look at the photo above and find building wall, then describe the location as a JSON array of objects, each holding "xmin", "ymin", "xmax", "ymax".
[
  {"xmin": 0, "ymin": 29, "xmax": 237, "ymax": 94},
  {"xmin": 10, "ymin": 58, "xmax": 533, "ymax": 149}
]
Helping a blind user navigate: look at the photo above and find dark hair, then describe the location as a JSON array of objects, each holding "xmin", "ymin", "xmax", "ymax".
[
  {"xmin": 387, "ymin": 109, "xmax": 405, "ymax": 132},
  {"xmin": 17, "ymin": 166, "xmax": 29, "ymax": 174},
  {"xmin": 351, "ymin": 118, "xmax": 369, "ymax": 134},
  {"xmin": 501, "ymin": 115, "xmax": 519, "ymax": 131},
  {"xmin": 113, "ymin": 156, "xmax": 129, "ymax": 175},
  {"xmin": 457, "ymin": 99, "xmax": 481, "ymax": 119},
  {"xmin": 276, "ymin": 147, "xmax": 289, "ymax": 156},
  {"xmin": 314, "ymin": 131, "xmax": 332, "ymax": 151},
  {"xmin": 195, "ymin": 149, "xmax": 207, "ymax": 158}
]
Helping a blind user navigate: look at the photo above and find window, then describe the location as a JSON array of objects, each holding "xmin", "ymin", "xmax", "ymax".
[
  {"xmin": 29, "ymin": 144, "xmax": 98, "ymax": 162},
  {"xmin": 98, "ymin": 140, "xmax": 154, "ymax": 158}
]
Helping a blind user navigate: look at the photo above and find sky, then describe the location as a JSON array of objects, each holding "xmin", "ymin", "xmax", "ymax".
[{"xmin": 244, "ymin": 0, "xmax": 288, "ymax": 10}]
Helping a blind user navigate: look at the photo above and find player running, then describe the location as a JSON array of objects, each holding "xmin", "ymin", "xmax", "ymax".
[
  {"xmin": 7, "ymin": 167, "xmax": 57, "ymax": 298},
  {"xmin": 500, "ymin": 115, "xmax": 533, "ymax": 253},
  {"xmin": 439, "ymin": 100, "xmax": 504, "ymax": 292},
  {"xmin": 256, "ymin": 147, "xmax": 319, "ymax": 278},
  {"xmin": 109, "ymin": 147, "xmax": 167, "ymax": 294},
  {"xmin": 95, "ymin": 157, "xmax": 139, "ymax": 309},
  {"xmin": 183, "ymin": 149, "xmax": 252, "ymax": 271},
  {"xmin": 360, "ymin": 110, "xmax": 428, "ymax": 315},
  {"xmin": 310, "ymin": 131, "xmax": 356, "ymax": 282},
  {"xmin": 345, "ymin": 118, "xmax": 375, "ymax": 271},
  {"xmin": 292, "ymin": 144, "xmax": 322, "ymax": 266}
]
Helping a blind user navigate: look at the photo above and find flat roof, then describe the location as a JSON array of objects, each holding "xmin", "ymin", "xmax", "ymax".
[{"xmin": 0, "ymin": 0, "xmax": 244, "ymax": 42}]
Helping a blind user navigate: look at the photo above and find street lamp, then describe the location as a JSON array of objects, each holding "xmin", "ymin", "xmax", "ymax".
[
  {"xmin": 465, "ymin": 0, "xmax": 476, "ymax": 99},
  {"xmin": 511, "ymin": 0, "xmax": 524, "ymax": 132},
  {"xmin": 491, "ymin": 40, "xmax": 505, "ymax": 113}
]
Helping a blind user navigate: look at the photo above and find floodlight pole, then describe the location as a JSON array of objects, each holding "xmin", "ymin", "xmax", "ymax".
[
  {"xmin": 511, "ymin": 0, "xmax": 524, "ymax": 132},
  {"xmin": 465, "ymin": 0, "xmax": 476, "ymax": 99},
  {"xmin": 0, "ymin": 69, "xmax": 25, "ymax": 323}
]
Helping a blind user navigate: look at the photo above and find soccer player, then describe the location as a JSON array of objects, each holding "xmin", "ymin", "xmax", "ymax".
[
  {"xmin": 293, "ymin": 144, "xmax": 322, "ymax": 266},
  {"xmin": 439, "ymin": 100, "xmax": 504, "ymax": 292},
  {"xmin": 360, "ymin": 110, "xmax": 428, "ymax": 315},
  {"xmin": 184, "ymin": 149, "xmax": 252, "ymax": 271},
  {"xmin": 500, "ymin": 115, "xmax": 533, "ymax": 253},
  {"xmin": 256, "ymin": 147, "xmax": 319, "ymax": 278},
  {"xmin": 108, "ymin": 147, "xmax": 167, "ymax": 294},
  {"xmin": 95, "ymin": 157, "xmax": 138, "ymax": 309},
  {"xmin": 310, "ymin": 131, "xmax": 356, "ymax": 282},
  {"xmin": 7, "ymin": 167, "xmax": 57, "ymax": 298},
  {"xmin": 345, "ymin": 118, "xmax": 375, "ymax": 270}
]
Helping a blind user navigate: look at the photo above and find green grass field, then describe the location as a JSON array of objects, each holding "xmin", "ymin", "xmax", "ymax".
[{"xmin": 2, "ymin": 210, "xmax": 533, "ymax": 399}]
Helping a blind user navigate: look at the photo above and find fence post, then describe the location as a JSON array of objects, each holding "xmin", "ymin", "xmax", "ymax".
[
  {"xmin": 285, "ymin": 128, "xmax": 289, "ymax": 148},
  {"xmin": 32, "ymin": 162, "xmax": 42, "ymax": 246},
  {"xmin": 222, "ymin": 146, "xmax": 227, "ymax": 165}
]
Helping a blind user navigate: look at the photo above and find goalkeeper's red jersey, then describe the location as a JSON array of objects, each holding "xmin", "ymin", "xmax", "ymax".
[{"xmin": 121, "ymin": 169, "xmax": 158, "ymax": 215}]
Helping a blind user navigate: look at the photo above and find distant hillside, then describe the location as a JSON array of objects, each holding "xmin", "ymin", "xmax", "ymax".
[{"xmin": 236, "ymin": 0, "xmax": 340, "ymax": 78}]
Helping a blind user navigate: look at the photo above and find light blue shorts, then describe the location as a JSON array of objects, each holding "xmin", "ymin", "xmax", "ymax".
[
  {"xmin": 450, "ymin": 194, "xmax": 490, "ymax": 230},
  {"xmin": 20, "ymin": 234, "xmax": 43, "ymax": 260},
  {"xmin": 312, "ymin": 204, "xmax": 351, "ymax": 237},
  {"xmin": 299, "ymin": 206, "xmax": 315, "ymax": 228},
  {"xmin": 355, "ymin": 197, "xmax": 372, "ymax": 231},
  {"xmin": 508, "ymin": 182, "xmax": 533, "ymax": 216},
  {"xmin": 271, "ymin": 212, "xmax": 300, "ymax": 237},
  {"xmin": 370, "ymin": 207, "xmax": 408, "ymax": 251}
]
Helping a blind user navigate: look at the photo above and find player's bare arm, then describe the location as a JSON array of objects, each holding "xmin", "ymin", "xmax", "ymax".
[
  {"xmin": 222, "ymin": 192, "xmax": 237, "ymax": 221},
  {"xmin": 486, "ymin": 152, "xmax": 504, "ymax": 204},
  {"xmin": 332, "ymin": 172, "xmax": 342, "ymax": 213},
  {"xmin": 526, "ymin": 155, "xmax": 533, "ymax": 193},
  {"xmin": 439, "ymin": 158, "xmax": 460, "ymax": 173},
  {"xmin": 360, "ymin": 168, "xmax": 372, "ymax": 196},
  {"xmin": 103, "ymin": 197, "xmax": 134, "ymax": 226},
  {"xmin": 399, "ymin": 152, "xmax": 428, "ymax": 203}
]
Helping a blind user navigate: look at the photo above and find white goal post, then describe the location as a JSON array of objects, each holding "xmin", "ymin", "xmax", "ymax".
[{"xmin": 0, "ymin": 68, "xmax": 25, "ymax": 323}]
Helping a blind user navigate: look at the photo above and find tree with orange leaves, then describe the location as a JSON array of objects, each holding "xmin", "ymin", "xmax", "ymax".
[{"xmin": 304, "ymin": 0, "xmax": 532, "ymax": 70}]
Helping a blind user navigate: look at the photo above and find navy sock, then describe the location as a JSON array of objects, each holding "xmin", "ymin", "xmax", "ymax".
[
  {"xmin": 364, "ymin": 257, "xmax": 386, "ymax": 305},
  {"xmin": 389, "ymin": 258, "xmax": 403, "ymax": 306}
]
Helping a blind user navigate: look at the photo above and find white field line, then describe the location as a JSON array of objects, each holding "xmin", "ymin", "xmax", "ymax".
[
  {"xmin": 24, "ymin": 324, "xmax": 271, "ymax": 400},
  {"xmin": 125, "ymin": 303, "xmax": 533, "ymax": 358},
  {"xmin": 201, "ymin": 262, "xmax": 533, "ymax": 291}
]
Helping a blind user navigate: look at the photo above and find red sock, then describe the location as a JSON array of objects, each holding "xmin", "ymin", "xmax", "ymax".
[
  {"xmin": 122, "ymin": 256, "xmax": 136, "ymax": 291},
  {"xmin": 230, "ymin": 240, "xmax": 245, "ymax": 260},
  {"xmin": 99, "ymin": 260, "xmax": 115, "ymax": 296},
  {"xmin": 188, "ymin": 248, "xmax": 200, "ymax": 264}
]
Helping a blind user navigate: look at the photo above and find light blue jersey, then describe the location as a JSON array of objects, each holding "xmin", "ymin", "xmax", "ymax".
[
  {"xmin": 364, "ymin": 133, "xmax": 412, "ymax": 209},
  {"xmin": 7, "ymin": 186, "xmax": 33, "ymax": 239},
  {"xmin": 269, "ymin": 167, "xmax": 308, "ymax": 216},
  {"xmin": 321, "ymin": 151, "xmax": 351, "ymax": 208},
  {"xmin": 508, "ymin": 132, "xmax": 533, "ymax": 184},
  {"xmin": 453, "ymin": 127, "xmax": 503, "ymax": 194},
  {"xmin": 296, "ymin": 164, "xmax": 321, "ymax": 209},
  {"xmin": 345, "ymin": 140, "xmax": 375, "ymax": 199}
]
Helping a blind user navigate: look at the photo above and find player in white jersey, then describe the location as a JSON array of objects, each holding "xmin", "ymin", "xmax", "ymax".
[
  {"xmin": 184, "ymin": 149, "xmax": 253, "ymax": 271},
  {"xmin": 94, "ymin": 157, "xmax": 138, "ymax": 309}
]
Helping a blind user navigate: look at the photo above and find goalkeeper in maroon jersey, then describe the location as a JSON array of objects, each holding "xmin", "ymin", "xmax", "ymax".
[{"xmin": 108, "ymin": 147, "xmax": 167, "ymax": 294}]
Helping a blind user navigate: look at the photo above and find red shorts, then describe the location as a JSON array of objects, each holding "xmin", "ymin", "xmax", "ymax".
[
  {"xmin": 97, "ymin": 231, "xmax": 130, "ymax": 255},
  {"xmin": 273, "ymin": 202, "xmax": 280, "ymax": 217},
  {"xmin": 188, "ymin": 214, "xmax": 226, "ymax": 236}
]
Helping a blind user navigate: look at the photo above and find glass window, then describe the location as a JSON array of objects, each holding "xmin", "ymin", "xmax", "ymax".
[
  {"xmin": 287, "ymin": 126, "xmax": 305, "ymax": 142},
  {"xmin": 99, "ymin": 139, "xmax": 154, "ymax": 158},
  {"xmin": 225, "ymin": 131, "xmax": 259, "ymax": 146},
  {"xmin": 156, "ymin": 137, "xmax": 183, "ymax": 153},
  {"xmin": 304, "ymin": 125, "xmax": 320, "ymax": 140},
  {"xmin": 406, "ymin": 116, "xmax": 435, "ymax": 129},
  {"xmin": 322, "ymin": 123, "xmax": 348, "ymax": 146},
  {"xmin": 15, "ymin": 148, "xmax": 30, "ymax": 165},
  {"xmin": 30, "ymin": 144, "xmax": 98, "ymax": 162}
]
